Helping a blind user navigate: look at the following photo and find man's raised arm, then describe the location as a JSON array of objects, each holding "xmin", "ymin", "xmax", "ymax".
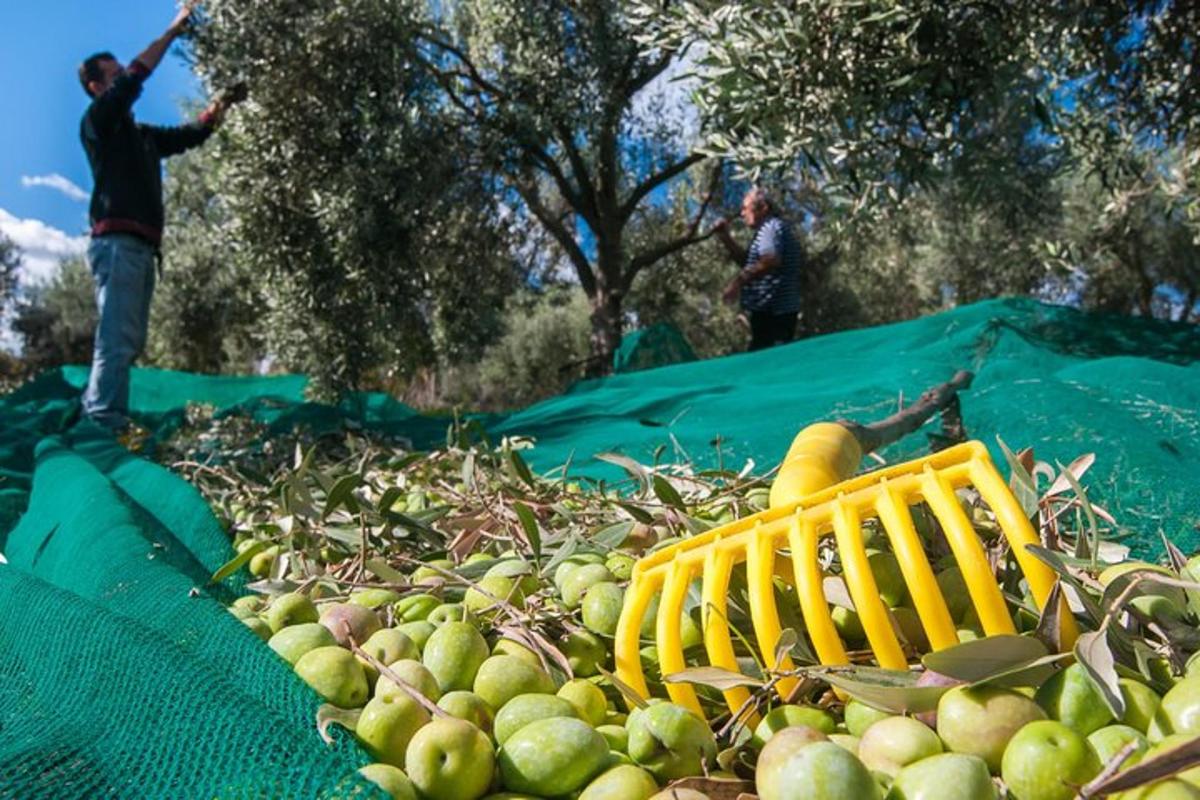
[
  {"xmin": 132, "ymin": 3, "xmax": 195, "ymax": 76},
  {"xmin": 709, "ymin": 218, "xmax": 748, "ymax": 266},
  {"xmin": 145, "ymin": 87, "xmax": 246, "ymax": 157}
]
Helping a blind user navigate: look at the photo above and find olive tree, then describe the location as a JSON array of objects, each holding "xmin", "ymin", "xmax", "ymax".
[
  {"xmin": 0, "ymin": 233, "xmax": 18, "ymax": 307},
  {"xmin": 629, "ymin": 2, "xmax": 1055, "ymax": 213},
  {"xmin": 633, "ymin": 1, "xmax": 1198, "ymax": 228},
  {"xmin": 415, "ymin": 0, "xmax": 719, "ymax": 372},
  {"xmin": 1060, "ymin": 2, "xmax": 1200, "ymax": 244},
  {"xmin": 1048, "ymin": 157, "xmax": 1199, "ymax": 319},
  {"xmin": 189, "ymin": 0, "xmax": 519, "ymax": 397},
  {"xmin": 12, "ymin": 256, "xmax": 96, "ymax": 370},
  {"xmin": 150, "ymin": 136, "xmax": 264, "ymax": 373}
]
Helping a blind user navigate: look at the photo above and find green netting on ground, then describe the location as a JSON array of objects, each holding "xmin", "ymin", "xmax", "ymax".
[
  {"xmin": 498, "ymin": 298, "xmax": 1200, "ymax": 553},
  {"xmin": 0, "ymin": 297, "xmax": 1197, "ymax": 797},
  {"xmin": 612, "ymin": 322, "xmax": 697, "ymax": 373},
  {"xmin": 0, "ymin": 428, "xmax": 385, "ymax": 799}
]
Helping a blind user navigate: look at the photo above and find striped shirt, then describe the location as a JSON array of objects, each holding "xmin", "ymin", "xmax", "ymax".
[{"xmin": 740, "ymin": 216, "xmax": 802, "ymax": 314}]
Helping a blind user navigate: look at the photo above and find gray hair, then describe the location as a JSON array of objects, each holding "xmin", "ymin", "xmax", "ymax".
[{"xmin": 744, "ymin": 187, "xmax": 775, "ymax": 214}]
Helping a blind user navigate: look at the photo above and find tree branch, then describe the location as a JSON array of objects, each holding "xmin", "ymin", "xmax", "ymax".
[
  {"xmin": 628, "ymin": 51, "xmax": 673, "ymax": 98},
  {"xmin": 1080, "ymin": 733, "xmax": 1200, "ymax": 797},
  {"xmin": 417, "ymin": 31, "xmax": 509, "ymax": 101},
  {"xmin": 840, "ymin": 371, "xmax": 975, "ymax": 453},
  {"xmin": 554, "ymin": 122, "xmax": 600, "ymax": 224},
  {"xmin": 515, "ymin": 181, "xmax": 597, "ymax": 297},
  {"xmin": 624, "ymin": 230, "xmax": 714, "ymax": 290},
  {"xmin": 623, "ymin": 162, "xmax": 722, "ymax": 290},
  {"xmin": 415, "ymin": 33, "xmax": 592, "ymax": 224},
  {"xmin": 519, "ymin": 142, "xmax": 587, "ymax": 218},
  {"xmin": 619, "ymin": 152, "xmax": 706, "ymax": 222}
]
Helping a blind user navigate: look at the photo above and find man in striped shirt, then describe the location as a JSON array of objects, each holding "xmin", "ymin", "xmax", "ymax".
[{"xmin": 712, "ymin": 188, "xmax": 803, "ymax": 351}]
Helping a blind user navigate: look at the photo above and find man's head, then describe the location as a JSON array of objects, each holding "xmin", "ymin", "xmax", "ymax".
[
  {"xmin": 79, "ymin": 53, "xmax": 122, "ymax": 98},
  {"xmin": 740, "ymin": 188, "xmax": 774, "ymax": 228}
]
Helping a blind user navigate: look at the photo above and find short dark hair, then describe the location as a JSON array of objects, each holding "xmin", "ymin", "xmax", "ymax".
[{"xmin": 79, "ymin": 52, "xmax": 116, "ymax": 97}]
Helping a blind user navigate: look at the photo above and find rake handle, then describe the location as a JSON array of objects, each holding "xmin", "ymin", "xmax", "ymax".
[
  {"xmin": 769, "ymin": 370, "xmax": 975, "ymax": 509},
  {"xmin": 844, "ymin": 370, "xmax": 975, "ymax": 454}
]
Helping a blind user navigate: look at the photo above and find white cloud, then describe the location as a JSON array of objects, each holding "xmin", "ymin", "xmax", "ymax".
[
  {"xmin": 0, "ymin": 208, "xmax": 88, "ymax": 287},
  {"xmin": 21, "ymin": 173, "xmax": 90, "ymax": 203}
]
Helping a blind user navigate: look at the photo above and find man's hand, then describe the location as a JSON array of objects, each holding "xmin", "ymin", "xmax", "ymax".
[
  {"xmin": 721, "ymin": 275, "xmax": 743, "ymax": 305},
  {"xmin": 219, "ymin": 83, "xmax": 249, "ymax": 106},
  {"xmin": 167, "ymin": 2, "xmax": 198, "ymax": 38},
  {"xmin": 135, "ymin": 2, "xmax": 198, "ymax": 75},
  {"xmin": 202, "ymin": 84, "xmax": 247, "ymax": 129},
  {"xmin": 708, "ymin": 217, "xmax": 731, "ymax": 237},
  {"xmin": 201, "ymin": 100, "xmax": 226, "ymax": 129}
]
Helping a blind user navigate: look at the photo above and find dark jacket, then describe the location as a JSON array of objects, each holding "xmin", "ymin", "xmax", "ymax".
[{"xmin": 81, "ymin": 61, "xmax": 213, "ymax": 247}]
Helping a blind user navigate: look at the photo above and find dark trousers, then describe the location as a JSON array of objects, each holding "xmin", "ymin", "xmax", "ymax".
[{"xmin": 748, "ymin": 310, "xmax": 799, "ymax": 351}]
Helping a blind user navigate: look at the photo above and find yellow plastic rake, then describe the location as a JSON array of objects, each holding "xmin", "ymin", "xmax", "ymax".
[{"xmin": 613, "ymin": 422, "xmax": 1079, "ymax": 720}]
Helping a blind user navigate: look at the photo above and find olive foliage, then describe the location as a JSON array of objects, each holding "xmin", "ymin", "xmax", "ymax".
[
  {"xmin": 156, "ymin": 0, "xmax": 1195, "ymax": 406},
  {"xmin": 189, "ymin": 0, "xmax": 518, "ymax": 397},
  {"xmin": 632, "ymin": 1, "xmax": 1198, "ymax": 232},
  {"xmin": 0, "ymin": 234, "xmax": 18, "ymax": 307},
  {"xmin": 629, "ymin": 2, "xmax": 1055, "ymax": 214},
  {"xmin": 150, "ymin": 138, "xmax": 264, "ymax": 373},
  {"xmin": 417, "ymin": 0, "xmax": 717, "ymax": 371},
  {"xmin": 12, "ymin": 256, "xmax": 96, "ymax": 370}
]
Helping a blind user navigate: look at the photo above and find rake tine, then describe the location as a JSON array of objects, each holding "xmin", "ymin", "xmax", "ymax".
[
  {"xmin": 790, "ymin": 511, "xmax": 850, "ymax": 669},
  {"xmin": 920, "ymin": 464, "xmax": 1017, "ymax": 637},
  {"xmin": 615, "ymin": 570, "xmax": 657, "ymax": 701},
  {"xmin": 833, "ymin": 496, "xmax": 907, "ymax": 669},
  {"xmin": 968, "ymin": 454, "xmax": 1079, "ymax": 647},
  {"xmin": 701, "ymin": 538, "xmax": 757, "ymax": 722},
  {"xmin": 616, "ymin": 410, "xmax": 1076, "ymax": 722},
  {"xmin": 876, "ymin": 478, "xmax": 958, "ymax": 651},
  {"xmin": 659, "ymin": 554, "xmax": 703, "ymax": 715},
  {"xmin": 746, "ymin": 519, "xmax": 800, "ymax": 700}
]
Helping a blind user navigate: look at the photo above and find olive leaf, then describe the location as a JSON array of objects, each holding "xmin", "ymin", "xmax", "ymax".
[
  {"xmin": 1032, "ymin": 581, "xmax": 1065, "ymax": 652},
  {"xmin": 1026, "ymin": 544, "xmax": 1104, "ymax": 624},
  {"xmin": 804, "ymin": 666, "xmax": 949, "ymax": 714},
  {"xmin": 364, "ymin": 558, "xmax": 407, "ymax": 584},
  {"xmin": 596, "ymin": 453, "xmax": 651, "ymax": 494},
  {"xmin": 663, "ymin": 666, "xmax": 764, "ymax": 692},
  {"xmin": 1082, "ymin": 728, "xmax": 1200, "ymax": 795},
  {"xmin": 592, "ymin": 521, "xmax": 634, "ymax": 549},
  {"xmin": 315, "ymin": 704, "xmax": 361, "ymax": 745},
  {"xmin": 595, "ymin": 665, "xmax": 650, "ymax": 710},
  {"xmin": 921, "ymin": 635, "xmax": 1049, "ymax": 682},
  {"xmin": 1074, "ymin": 629, "xmax": 1126, "ymax": 719},
  {"xmin": 997, "ymin": 436, "xmax": 1038, "ymax": 519},
  {"xmin": 506, "ymin": 449, "xmax": 535, "ymax": 489},
  {"xmin": 209, "ymin": 541, "xmax": 266, "ymax": 584},
  {"xmin": 323, "ymin": 473, "xmax": 361, "ymax": 517},
  {"xmin": 653, "ymin": 475, "xmax": 686, "ymax": 510},
  {"xmin": 511, "ymin": 501, "xmax": 541, "ymax": 562}
]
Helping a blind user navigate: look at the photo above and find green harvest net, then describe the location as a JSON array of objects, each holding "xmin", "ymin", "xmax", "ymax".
[
  {"xmin": 1, "ymin": 297, "xmax": 1197, "ymax": 797},
  {"xmin": 611, "ymin": 322, "xmax": 697, "ymax": 373}
]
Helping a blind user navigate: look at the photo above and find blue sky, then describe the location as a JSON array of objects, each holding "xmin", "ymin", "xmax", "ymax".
[{"xmin": 0, "ymin": 1, "xmax": 200, "ymax": 283}]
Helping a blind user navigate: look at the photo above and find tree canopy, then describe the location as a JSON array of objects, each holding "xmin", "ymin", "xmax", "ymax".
[
  {"xmin": 12, "ymin": 0, "xmax": 1182, "ymax": 404},
  {"xmin": 0, "ymin": 233, "xmax": 19, "ymax": 308},
  {"xmin": 631, "ymin": 1, "xmax": 1198, "ymax": 228}
]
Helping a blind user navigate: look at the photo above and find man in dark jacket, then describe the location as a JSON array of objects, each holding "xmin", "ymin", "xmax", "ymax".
[{"xmin": 77, "ymin": 4, "xmax": 237, "ymax": 431}]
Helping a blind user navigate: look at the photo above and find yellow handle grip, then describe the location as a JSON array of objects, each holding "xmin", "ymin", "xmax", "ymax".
[{"xmin": 769, "ymin": 423, "xmax": 863, "ymax": 509}]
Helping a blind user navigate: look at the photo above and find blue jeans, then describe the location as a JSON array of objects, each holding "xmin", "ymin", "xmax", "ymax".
[{"xmin": 82, "ymin": 234, "xmax": 157, "ymax": 429}]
